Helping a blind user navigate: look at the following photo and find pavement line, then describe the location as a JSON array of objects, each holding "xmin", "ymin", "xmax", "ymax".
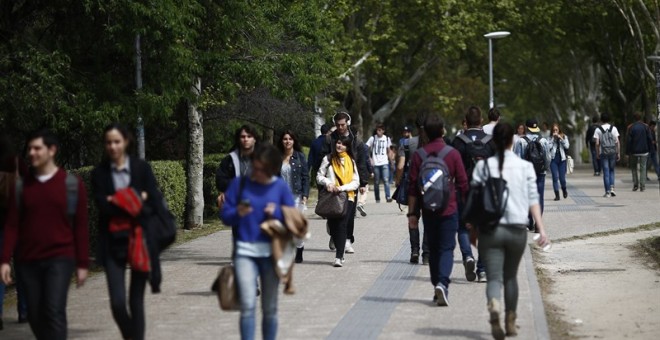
[
  {"xmin": 327, "ymin": 239, "xmax": 420, "ymax": 340},
  {"xmin": 566, "ymin": 182, "xmax": 597, "ymax": 206},
  {"xmin": 524, "ymin": 247, "xmax": 551, "ymax": 340}
]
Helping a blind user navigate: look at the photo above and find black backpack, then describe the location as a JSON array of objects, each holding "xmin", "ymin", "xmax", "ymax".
[
  {"xmin": 462, "ymin": 158, "xmax": 508, "ymax": 233},
  {"xmin": 416, "ymin": 146, "xmax": 454, "ymax": 212},
  {"xmin": 456, "ymin": 134, "xmax": 493, "ymax": 177},
  {"xmin": 522, "ymin": 136, "xmax": 547, "ymax": 174}
]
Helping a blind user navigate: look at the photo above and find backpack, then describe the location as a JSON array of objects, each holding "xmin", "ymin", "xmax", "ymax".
[
  {"xmin": 522, "ymin": 136, "xmax": 547, "ymax": 174},
  {"xmin": 456, "ymin": 134, "xmax": 493, "ymax": 177},
  {"xmin": 14, "ymin": 172, "xmax": 79, "ymax": 226},
  {"xmin": 416, "ymin": 146, "xmax": 454, "ymax": 212},
  {"xmin": 461, "ymin": 158, "xmax": 508, "ymax": 233},
  {"xmin": 598, "ymin": 125, "xmax": 617, "ymax": 156}
]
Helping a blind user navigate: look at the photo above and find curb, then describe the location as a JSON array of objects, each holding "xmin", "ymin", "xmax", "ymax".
[{"xmin": 524, "ymin": 246, "xmax": 551, "ymax": 340}]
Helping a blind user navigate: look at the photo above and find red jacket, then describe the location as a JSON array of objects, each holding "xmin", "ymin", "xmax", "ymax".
[
  {"xmin": 407, "ymin": 138, "xmax": 468, "ymax": 217},
  {"xmin": 1, "ymin": 168, "xmax": 89, "ymax": 268}
]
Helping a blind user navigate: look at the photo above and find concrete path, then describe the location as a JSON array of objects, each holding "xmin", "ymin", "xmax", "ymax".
[{"xmin": 1, "ymin": 165, "xmax": 657, "ymax": 339}]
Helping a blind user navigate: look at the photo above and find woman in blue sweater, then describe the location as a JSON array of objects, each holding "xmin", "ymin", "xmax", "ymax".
[{"xmin": 221, "ymin": 143, "xmax": 295, "ymax": 340}]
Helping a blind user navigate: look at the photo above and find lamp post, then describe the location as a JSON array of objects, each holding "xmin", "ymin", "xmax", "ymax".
[
  {"xmin": 484, "ymin": 31, "xmax": 511, "ymax": 109},
  {"xmin": 647, "ymin": 55, "xmax": 660, "ymax": 168}
]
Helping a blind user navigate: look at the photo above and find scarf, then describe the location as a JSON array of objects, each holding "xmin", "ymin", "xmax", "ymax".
[
  {"xmin": 331, "ymin": 152, "xmax": 355, "ymax": 200},
  {"xmin": 109, "ymin": 188, "xmax": 151, "ymax": 273}
]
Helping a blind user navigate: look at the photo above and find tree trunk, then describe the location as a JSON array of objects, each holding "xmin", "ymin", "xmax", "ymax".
[{"xmin": 186, "ymin": 77, "xmax": 204, "ymax": 229}]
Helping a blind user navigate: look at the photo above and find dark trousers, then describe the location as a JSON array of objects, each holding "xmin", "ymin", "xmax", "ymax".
[
  {"xmin": 18, "ymin": 258, "xmax": 75, "ymax": 340},
  {"xmin": 589, "ymin": 144, "xmax": 600, "ymax": 173},
  {"xmin": 422, "ymin": 212, "xmax": 458, "ymax": 289},
  {"xmin": 328, "ymin": 200, "xmax": 356, "ymax": 258},
  {"xmin": 528, "ymin": 174, "xmax": 545, "ymax": 229},
  {"xmin": 105, "ymin": 255, "xmax": 149, "ymax": 340},
  {"xmin": 409, "ymin": 225, "xmax": 429, "ymax": 256},
  {"xmin": 345, "ymin": 199, "xmax": 357, "ymax": 244}
]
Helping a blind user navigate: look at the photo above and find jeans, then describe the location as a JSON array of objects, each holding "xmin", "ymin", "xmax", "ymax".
[
  {"xmin": 18, "ymin": 258, "xmax": 75, "ymax": 340},
  {"xmin": 329, "ymin": 200, "xmax": 356, "ymax": 258},
  {"xmin": 457, "ymin": 201, "xmax": 484, "ymax": 273},
  {"xmin": 528, "ymin": 174, "xmax": 545, "ymax": 228},
  {"xmin": 589, "ymin": 144, "xmax": 600, "ymax": 173},
  {"xmin": 235, "ymin": 255, "xmax": 280, "ymax": 340},
  {"xmin": 421, "ymin": 212, "xmax": 458, "ymax": 289},
  {"xmin": 630, "ymin": 155, "xmax": 648, "ymax": 188},
  {"xmin": 550, "ymin": 153, "xmax": 567, "ymax": 192},
  {"xmin": 373, "ymin": 165, "xmax": 391, "ymax": 201},
  {"xmin": 649, "ymin": 150, "xmax": 660, "ymax": 178},
  {"xmin": 105, "ymin": 254, "xmax": 149, "ymax": 340},
  {"xmin": 478, "ymin": 225, "xmax": 527, "ymax": 312},
  {"xmin": 600, "ymin": 154, "xmax": 616, "ymax": 193}
]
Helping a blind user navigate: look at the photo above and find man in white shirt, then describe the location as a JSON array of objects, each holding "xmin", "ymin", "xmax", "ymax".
[
  {"xmin": 366, "ymin": 124, "xmax": 392, "ymax": 202},
  {"xmin": 593, "ymin": 112, "xmax": 621, "ymax": 197},
  {"xmin": 482, "ymin": 108, "xmax": 501, "ymax": 135}
]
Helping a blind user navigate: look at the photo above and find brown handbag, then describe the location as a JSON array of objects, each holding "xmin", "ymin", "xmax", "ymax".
[
  {"xmin": 314, "ymin": 168, "xmax": 349, "ymax": 218},
  {"xmin": 216, "ymin": 265, "xmax": 239, "ymax": 311}
]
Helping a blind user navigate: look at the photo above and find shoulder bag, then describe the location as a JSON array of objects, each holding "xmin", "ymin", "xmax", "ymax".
[{"xmin": 314, "ymin": 164, "xmax": 348, "ymax": 218}]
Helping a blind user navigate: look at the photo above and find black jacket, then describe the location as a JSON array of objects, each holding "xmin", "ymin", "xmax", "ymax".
[
  {"xmin": 91, "ymin": 156, "xmax": 163, "ymax": 293},
  {"xmin": 626, "ymin": 122, "xmax": 653, "ymax": 155},
  {"xmin": 321, "ymin": 131, "xmax": 369, "ymax": 187},
  {"xmin": 215, "ymin": 150, "xmax": 244, "ymax": 193}
]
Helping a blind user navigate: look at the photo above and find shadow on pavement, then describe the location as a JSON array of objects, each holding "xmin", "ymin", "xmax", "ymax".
[{"xmin": 415, "ymin": 327, "xmax": 490, "ymax": 340}]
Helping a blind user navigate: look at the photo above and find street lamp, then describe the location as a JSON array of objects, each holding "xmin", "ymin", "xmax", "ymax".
[
  {"xmin": 484, "ymin": 31, "xmax": 511, "ymax": 109},
  {"xmin": 647, "ymin": 55, "xmax": 660, "ymax": 169}
]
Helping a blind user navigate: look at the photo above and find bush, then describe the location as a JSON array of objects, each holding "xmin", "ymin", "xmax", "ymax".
[
  {"xmin": 72, "ymin": 160, "xmax": 186, "ymax": 257},
  {"xmin": 203, "ymin": 153, "xmax": 224, "ymax": 218}
]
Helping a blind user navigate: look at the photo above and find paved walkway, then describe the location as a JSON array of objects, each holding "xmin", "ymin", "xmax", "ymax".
[{"xmin": 1, "ymin": 166, "xmax": 657, "ymax": 339}]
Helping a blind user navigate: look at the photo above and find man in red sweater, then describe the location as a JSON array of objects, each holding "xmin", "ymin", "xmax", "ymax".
[
  {"xmin": 407, "ymin": 114, "xmax": 468, "ymax": 307},
  {"xmin": 1, "ymin": 129, "xmax": 89, "ymax": 340}
]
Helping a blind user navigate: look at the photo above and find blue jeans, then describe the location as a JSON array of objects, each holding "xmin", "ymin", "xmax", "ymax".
[
  {"xmin": 589, "ymin": 144, "xmax": 600, "ymax": 173},
  {"xmin": 550, "ymin": 153, "xmax": 567, "ymax": 192},
  {"xmin": 422, "ymin": 212, "xmax": 458, "ymax": 289},
  {"xmin": 600, "ymin": 154, "xmax": 616, "ymax": 193},
  {"xmin": 235, "ymin": 255, "xmax": 280, "ymax": 340},
  {"xmin": 373, "ymin": 165, "xmax": 391, "ymax": 201},
  {"xmin": 528, "ymin": 174, "xmax": 545, "ymax": 229}
]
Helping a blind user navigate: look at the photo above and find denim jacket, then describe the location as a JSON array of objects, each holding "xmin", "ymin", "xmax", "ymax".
[
  {"xmin": 285, "ymin": 151, "xmax": 310, "ymax": 198},
  {"xmin": 548, "ymin": 135, "xmax": 570, "ymax": 162}
]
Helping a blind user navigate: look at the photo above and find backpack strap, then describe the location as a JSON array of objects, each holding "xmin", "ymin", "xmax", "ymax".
[
  {"xmin": 456, "ymin": 133, "xmax": 472, "ymax": 145},
  {"xmin": 598, "ymin": 126, "xmax": 605, "ymax": 134},
  {"xmin": 607, "ymin": 125, "xmax": 613, "ymax": 133},
  {"xmin": 437, "ymin": 145, "xmax": 453, "ymax": 160},
  {"xmin": 480, "ymin": 135, "xmax": 493, "ymax": 144},
  {"xmin": 65, "ymin": 173, "xmax": 79, "ymax": 224}
]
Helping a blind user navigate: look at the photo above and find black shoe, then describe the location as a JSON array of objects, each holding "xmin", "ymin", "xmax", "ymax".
[
  {"xmin": 410, "ymin": 253, "xmax": 419, "ymax": 264},
  {"xmin": 562, "ymin": 188, "xmax": 568, "ymax": 198},
  {"xmin": 295, "ymin": 247, "xmax": 304, "ymax": 263},
  {"xmin": 640, "ymin": 187, "xmax": 645, "ymax": 192},
  {"xmin": 595, "ymin": 172, "xmax": 600, "ymax": 176},
  {"xmin": 18, "ymin": 314, "xmax": 28, "ymax": 324},
  {"xmin": 0, "ymin": 318, "xmax": 3, "ymax": 330},
  {"xmin": 464, "ymin": 257, "xmax": 477, "ymax": 282},
  {"xmin": 633, "ymin": 186, "xmax": 639, "ymax": 191},
  {"xmin": 422, "ymin": 254, "xmax": 430, "ymax": 265},
  {"xmin": 386, "ymin": 198, "xmax": 393, "ymax": 203},
  {"xmin": 553, "ymin": 190, "xmax": 560, "ymax": 201}
]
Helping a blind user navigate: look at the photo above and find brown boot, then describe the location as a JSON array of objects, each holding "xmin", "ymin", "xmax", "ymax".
[
  {"xmin": 505, "ymin": 311, "xmax": 518, "ymax": 336},
  {"xmin": 487, "ymin": 299, "xmax": 505, "ymax": 340}
]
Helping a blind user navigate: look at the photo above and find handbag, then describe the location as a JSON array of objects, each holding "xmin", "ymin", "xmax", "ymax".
[
  {"xmin": 315, "ymin": 189, "xmax": 348, "ymax": 218},
  {"xmin": 567, "ymin": 156, "xmax": 574, "ymax": 174},
  {"xmin": 461, "ymin": 159, "xmax": 508, "ymax": 234},
  {"xmin": 314, "ymin": 166, "xmax": 349, "ymax": 218}
]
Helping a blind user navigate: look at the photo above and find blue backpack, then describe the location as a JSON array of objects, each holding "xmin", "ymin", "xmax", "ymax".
[{"xmin": 416, "ymin": 146, "xmax": 454, "ymax": 212}]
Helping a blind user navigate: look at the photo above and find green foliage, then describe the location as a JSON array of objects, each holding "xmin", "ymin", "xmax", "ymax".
[
  {"xmin": 202, "ymin": 153, "xmax": 223, "ymax": 218},
  {"xmin": 150, "ymin": 161, "xmax": 186, "ymax": 224},
  {"xmin": 70, "ymin": 166, "xmax": 99, "ymax": 253}
]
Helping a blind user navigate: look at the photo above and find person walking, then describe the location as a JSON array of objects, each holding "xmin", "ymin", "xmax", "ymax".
[
  {"xmin": 626, "ymin": 113, "xmax": 653, "ymax": 192},
  {"xmin": 585, "ymin": 115, "xmax": 601, "ymax": 176},
  {"xmin": 514, "ymin": 119, "xmax": 550, "ymax": 231},
  {"xmin": 307, "ymin": 123, "xmax": 331, "ymax": 180},
  {"xmin": 1, "ymin": 129, "xmax": 89, "ymax": 340},
  {"xmin": 317, "ymin": 136, "xmax": 360, "ymax": 267},
  {"xmin": 407, "ymin": 114, "xmax": 468, "ymax": 306},
  {"xmin": 396, "ymin": 119, "xmax": 430, "ymax": 264},
  {"xmin": 594, "ymin": 112, "xmax": 621, "ymax": 197},
  {"xmin": 277, "ymin": 130, "xmax": 310, "ymax": 263},
  {"xmin": 216, "ymin": 125, "xmax": 259, "ymax": 210},
  {"xmin": 91, "ymin": 124, "xmax": 162, "ymax": 340},
  {"xmin": 321, "ymin": 112, "xmax": 368, "ymax": 252},
  {"xmin": 471, "ymin": 122, "xmax": 549, "ymax": 340},
  {"xmin": 221, "ymin": 143, "xmax": 295, "ymax": 340},
  {"xmin": 549, "ymin": 123, "xmax": 570, "ymax": 200},
  {"xmin": 356, "ymin": 140, "xmax": 373, "ymax": 217},
  {"xmin": 366, "ymin": 124, "xmax": 393, "ymax": 203},
  {"xmin": 452, "ymin": 106, "xmax": 494, "ymax": 282},
  {"xmin": 482, "ymin": 108, "xmax": 501, "ymax": 135}
]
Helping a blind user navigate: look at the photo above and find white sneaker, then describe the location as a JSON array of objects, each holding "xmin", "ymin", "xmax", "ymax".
[
  {"xmin": 333, "ymin": 258, "xmax": 344, "ymax": 267},
  {"xmin": 345, "ymin": 240, "xmax": 355, "ymax": 254}
]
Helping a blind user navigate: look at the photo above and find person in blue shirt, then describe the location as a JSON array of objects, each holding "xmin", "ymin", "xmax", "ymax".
[
  {"xmin": 221, "ymin": 143, "xmax": 295, "ymax": 340},
  {"xmin": 307, "ymin": 123, "xmax": 331, "ymax": 180}
]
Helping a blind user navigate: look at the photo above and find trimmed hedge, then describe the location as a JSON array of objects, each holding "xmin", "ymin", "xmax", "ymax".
[{"xmin": 72, "ymin": 160, "xmax": 186, "ymax": 255}]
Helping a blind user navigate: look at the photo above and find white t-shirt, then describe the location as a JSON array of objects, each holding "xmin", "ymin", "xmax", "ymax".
[
  {"xmin": 366, "ymin": 134, "xmax": 391, "ymax": 166},
  {"xmin": 593, "ymin": 123, "xmax": 620, "ymax": 143},
  {"xmin": 482, "ymin": 122, "xmax": 497, "ymax": 135}
]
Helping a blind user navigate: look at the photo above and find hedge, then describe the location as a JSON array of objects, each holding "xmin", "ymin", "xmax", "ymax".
[{"xmin": 72, "ymin": 160, "xmax": 186, "ymax": 255}]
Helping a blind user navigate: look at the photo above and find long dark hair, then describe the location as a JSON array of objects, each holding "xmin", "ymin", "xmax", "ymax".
[
  {"xmin": 102, "ymin": 123, "xmax": 134, "ymax": 161},
  {"xmin": 330, "ymin": 135, "xmax": 355, "ymax": 162},
  {"xmin": 493, "ymin": 123, "xmax": 514, "ymax": 173},
  {"xmin": 276, "ymin": 129, "xmax": 302, "ymax": 155}
]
